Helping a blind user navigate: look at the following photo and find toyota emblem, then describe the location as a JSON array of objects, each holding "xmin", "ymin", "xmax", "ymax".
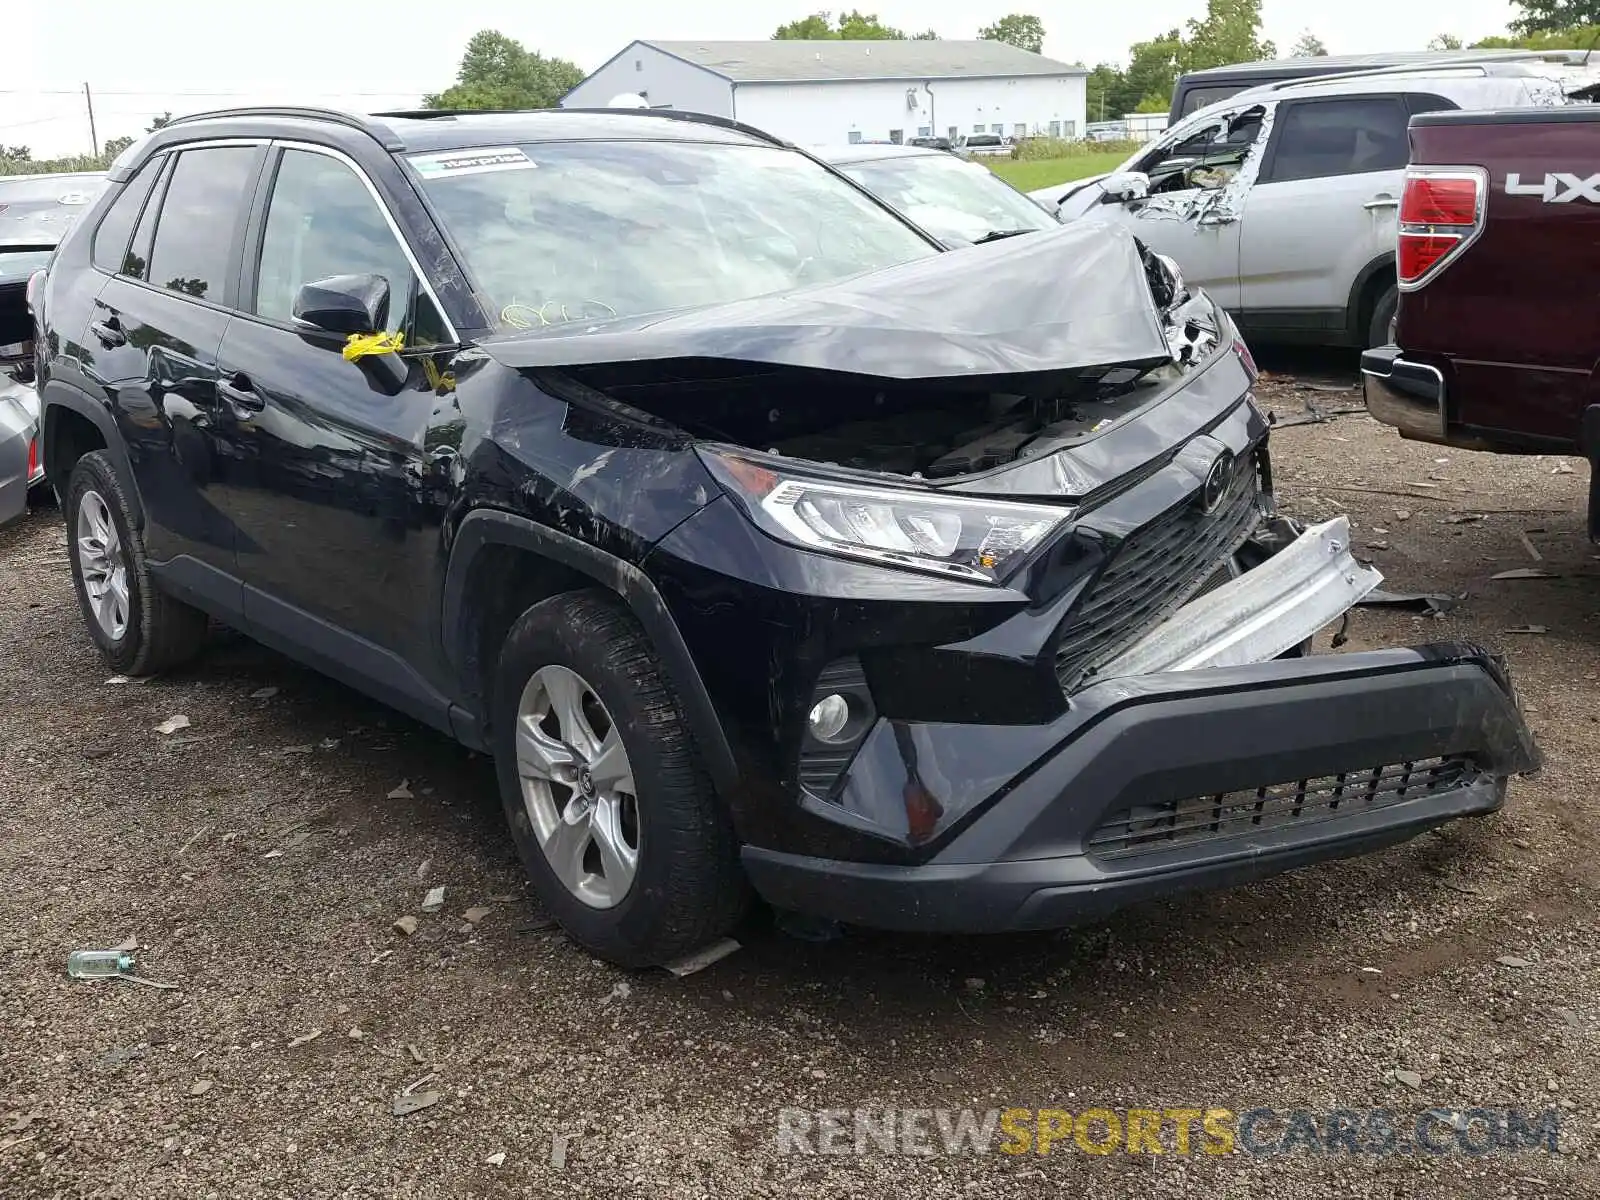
[{"xmin": 1199, "ymin": 452, "xmax": 1234, "ymax": 514}]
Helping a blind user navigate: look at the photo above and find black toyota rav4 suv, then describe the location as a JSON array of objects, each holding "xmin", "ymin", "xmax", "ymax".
[{"xmin": 33, "ymin": 107, "xmax": 1536, "ymax": 966}]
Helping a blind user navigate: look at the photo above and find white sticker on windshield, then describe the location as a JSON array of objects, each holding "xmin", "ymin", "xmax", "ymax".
[{"xmin": 408, "ymin": 147, "xmax": 538, "ymax": 179}]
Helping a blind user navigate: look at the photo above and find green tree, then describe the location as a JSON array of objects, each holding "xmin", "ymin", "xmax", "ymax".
[
  {"xmin": 1473, "ymin": 23, "xmax": 1600, "ymax": 47},
  {"xmin": 423, "ymin": 29, "xmax": 584, "ymax": 110},
  {"xmin": 1116, "ymin": 31, "xmax": 1183, "ymax": 114},
  {"xmin": 1182, "ymin": 0, "xmax": 1276, "ymax": 70},
  {"xmin": 0, "ymin": 145, "xmax": 31, "ymax": 161},
  {"xmin": 1428, "ymin": 33, "xmax": 1464, "ymax": 50},
  {"xmin": 1290, "ymin": 31, "xmax": 1329, "ymax": 56},
  {"xmin": 911, "ymin": 28, "xmax": 940, "ymax": 39},
  {"xmin": 146, "ymin": 112, "xmax": 173, "ymax": 132},
  {"xmin": 1134, "ymin": 94, "xmax": 1170, "ymax": 113},
  {"xmin": 1084, "ymin": 62, "xmax": 1121, "ymax": 122},
  {"xmin": 1510, "ymin": 0, "xmax": 1600, "ymax": 35},
  {"xmin": 978, "ymin": 13, "xmax": 1046, "ymax": 54},
  {"xmin": 773, "ymin": 10, "xmax": 908, "ymax": 38},
  {"xmin": 102, "ymin": 135, "xmax": 135, "ymax": 158}
]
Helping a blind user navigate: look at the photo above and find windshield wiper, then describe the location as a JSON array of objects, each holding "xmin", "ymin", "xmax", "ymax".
[{"xmin": 971, "ymin": 229, "xmax": 1034, "ymax": 244}]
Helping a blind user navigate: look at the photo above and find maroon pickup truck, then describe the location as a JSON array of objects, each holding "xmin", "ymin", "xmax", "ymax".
[{"xmin": 1362, "ymin": 106, "xmax": 1600, "ymax": 535}]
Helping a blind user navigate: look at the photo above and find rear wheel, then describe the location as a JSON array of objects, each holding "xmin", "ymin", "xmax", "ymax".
[
  {"xmin": 65, "ymin": 451, "xmax": 208, "ymax": 674},
  {"xmin": 490, "ymin": 590, "xmax": 747, "ymax": 967},
  {"xmin": 1367, "ymin": 284, "xmax": 1398, "ymax": 349}
]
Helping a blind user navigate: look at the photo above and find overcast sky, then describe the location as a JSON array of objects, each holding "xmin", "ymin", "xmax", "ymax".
[{"xmin": 8, "ymin": 0, "xmax": 1523, "ymax": 157}]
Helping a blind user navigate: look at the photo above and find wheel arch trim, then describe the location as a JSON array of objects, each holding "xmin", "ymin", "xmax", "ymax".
[
  {"xmin": 40, "ymin": 382, "xmax": 143, "ymax": 528},
  {"xmin": 441, "ymin": 509, "xmax": 740, "ymax": 794}
]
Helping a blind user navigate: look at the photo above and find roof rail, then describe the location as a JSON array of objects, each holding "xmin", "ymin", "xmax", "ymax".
[
  {"xmin": 164, "ymin": 107, "xmax": 404, "ymax": 151},
  {"xmin": 369, "ymin": 105, "xmax": 793, "ymax": 149}
]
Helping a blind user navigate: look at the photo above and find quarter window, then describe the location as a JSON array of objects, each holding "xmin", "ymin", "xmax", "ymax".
[
  {"xmin": 1265, "ymin": 97, "xmax": 1410, "ymax": 183},
  {"xmin": 92, "ymin": 156, "xmax": 163, "ymax": 275},
  {"xmin": 252, "ymin": 148, "xmax": 434, "ymax": 340},
  {"xmin": 144, "ymin": 146, "xmax": 258, "ymax": 302}
]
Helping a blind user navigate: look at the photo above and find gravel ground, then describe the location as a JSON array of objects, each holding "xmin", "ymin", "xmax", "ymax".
[{"xmin": 2, "ymin": 353, "xmax": 1597, "ymax": 1198}]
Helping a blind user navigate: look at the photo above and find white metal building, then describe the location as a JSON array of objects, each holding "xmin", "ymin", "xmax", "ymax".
[{"xmin": 561, "ymin": 40, "xmax": 1088, "ymax": 148}]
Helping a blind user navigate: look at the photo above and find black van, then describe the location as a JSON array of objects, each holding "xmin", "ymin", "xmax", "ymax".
[{"xmin": 1167, "ymin": 48, "xmax": 1585, "ymax": 125}]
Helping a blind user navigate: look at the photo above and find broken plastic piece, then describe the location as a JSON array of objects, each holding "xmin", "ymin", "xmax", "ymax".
[
  {"xmin": 1356, "ymin": 588, "xmax": 1458, "ymax": 615},
  {"xmin": 663, "ymin": 937, "xmax": 742, "ymax": 977}
]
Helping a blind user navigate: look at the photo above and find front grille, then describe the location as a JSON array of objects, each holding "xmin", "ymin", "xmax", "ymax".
[
  {"xmin": 1087, "ymin": 757, "xmax": 1475, "ymax": 860},
  {"xmin": 1054, "ymin": 465, "xmax": 1261, "ymax": 692}
]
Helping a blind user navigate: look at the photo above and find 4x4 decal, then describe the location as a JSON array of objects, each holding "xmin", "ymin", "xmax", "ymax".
[{"xmin": 1505, "ymin": 172, "xmax": 1600, "ymax": 203}]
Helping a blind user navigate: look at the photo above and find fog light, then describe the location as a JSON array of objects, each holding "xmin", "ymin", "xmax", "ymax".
[{"xmin": 807, "ymin": 694, "xmax": 852, "ymax": 743}]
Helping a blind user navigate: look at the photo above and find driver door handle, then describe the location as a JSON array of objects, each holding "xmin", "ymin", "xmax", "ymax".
[{"xmin": 217, "ymin": 374, "xmax": 264, "ymax": 416}]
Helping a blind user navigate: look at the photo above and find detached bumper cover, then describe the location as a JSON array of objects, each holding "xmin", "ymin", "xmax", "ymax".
[
  {"xmin": 1362, "ymin": 344, "xmax": 1447, "ymax": 443},
  {"xmin": 1099, "ymin": 515, "xmax": 1380, "ymax": 677},
  {"xmin": 744, "ymin": 643, "xmax": 1538, "ymax": 932}
]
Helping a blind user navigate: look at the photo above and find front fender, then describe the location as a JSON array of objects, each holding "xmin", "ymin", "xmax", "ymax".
[{"xmin": 440, "ymin": 508, "xmax": 739, "ymax": 794}]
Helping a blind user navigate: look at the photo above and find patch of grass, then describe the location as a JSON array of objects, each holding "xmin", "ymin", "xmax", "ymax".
[{"xmin": 987, "ymin": 152, "xmax": 1130, "ymax": 194}]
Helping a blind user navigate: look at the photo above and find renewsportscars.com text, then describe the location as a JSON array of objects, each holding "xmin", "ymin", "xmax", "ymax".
[{"xmin": 776, "ymin": 1106, "xmax": 1562, "ymax": 1157}]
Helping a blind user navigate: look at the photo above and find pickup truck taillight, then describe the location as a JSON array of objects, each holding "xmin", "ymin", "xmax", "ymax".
[{"xmin": 1397, "ymin": 167, "xmax": 1487, "ymax": 290}]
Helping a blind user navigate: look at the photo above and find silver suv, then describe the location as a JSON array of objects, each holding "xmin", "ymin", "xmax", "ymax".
[{"xmin": 1035, "ymin": 62, "xmax": 1597, "ymax": 348}]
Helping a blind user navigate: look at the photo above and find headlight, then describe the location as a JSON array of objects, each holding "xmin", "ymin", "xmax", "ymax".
[{"xmin": 704, "ymin": 451, "xmax": 1073, "ymax": 584}]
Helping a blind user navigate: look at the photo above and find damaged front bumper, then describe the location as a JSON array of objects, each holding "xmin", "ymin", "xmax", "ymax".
[{"xmin": 743, "ymin": 642, "xmax": 1539, "ymax": 932}]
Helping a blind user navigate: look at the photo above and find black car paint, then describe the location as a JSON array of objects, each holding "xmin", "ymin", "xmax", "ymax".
[{"xmin": 33, "ymin": 109, "xmax": 1537, "ymax": 932}]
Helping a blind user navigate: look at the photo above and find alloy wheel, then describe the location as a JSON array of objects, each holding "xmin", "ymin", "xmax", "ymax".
[
  {"xmin": 76, "ymin": 489, "xmax": 130, "ymax": 641},
  {"xmin": 514, "ymin": 664, "xmax": 641, "ymax": 909}
]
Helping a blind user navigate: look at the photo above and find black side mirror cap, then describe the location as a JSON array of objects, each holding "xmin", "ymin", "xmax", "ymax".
[{"xmin": 292, "ymin": 273, "xmax": 390, "ymax": 336}]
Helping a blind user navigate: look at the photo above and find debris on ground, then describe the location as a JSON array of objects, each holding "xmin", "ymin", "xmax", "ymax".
[
  {"xmin": 104, "ymin": 675, "xmax": 131, "ymax": 685},
  {"xmin": 1503, "ymin": 625, "xmax": 1549, "ymax": 635},
  {"xmin": 1392, "ymin": 1069, "xmax": 1423, "ymax": 1091},
  {"xmin": 1356, "ymin": 588, "xmax": 1458, "ymax": 615},
  {"xmin": 1496, "ymin": 955, "xmax": 1534, "ymax": 969},
  {"xmin": 392, "ymin": 1072, "xmax": 440, "ymax": 1116},
  {"xmin": 663, "ymin": 937, "xmax": 742, "ymax": 977},
  {"xmin": 1518, "ymin": 531, "xmax": 1544, "ymax": 562},
  {"xmin": 407, "ymin": 1044, "xmax": 425, "ymax": 1064},
  {"xmin": 387, "ymin": 780, "xmax": 414, "ymax": 800},
  {"xmin": 154, "ymin": 715, "xmax": 191, "ymax": 735},
  {"xmin": 601, "ymin": 981, "xmax": 632, "ymax": 1006},
  {"xmin": 1443, "ymin": 513, "xmax": 1485, "ymax": 525},
  {"xmin": 115, "ymin": 973, "xmax": 178, "ymax": 991},
  {"xmin": 462, "ymin": 906, "xmax": 492, "ymax": 925},
  {"xmin": 1491, "ymin": 568, "xmax": 1558, "ymax": 581},
  {"xmin": 66, "ymin": 948, "xmax": 134, "ymax": 979},
  {"xmin": 1552, "ymin": 461, "xmax": 1576, "ymax": 474},
  {"xmin": 287, "ymin": 1030, "xmax": 323, "ymax": 1048},
  {"xmin": 188, "ymin": 1080, "xmax": 213, "ymax": 1097},
  {"xmin": 485, "ymin": 1151, "xmax": 506, "ymax": 1166},
  {"xmin": 551, "ymin": 1133, "xmax": 570, "ymax": 1170},
  {"xmin": 392, "ymin": 916, "xmax": 418, "ymax": 937},
  {"xmin": 249, "ymin": 687, "xmax": 280, "ymax": 700},
  {"xmin": 421, "ymin": 887, "xmax": 445, "ymax": 914}
]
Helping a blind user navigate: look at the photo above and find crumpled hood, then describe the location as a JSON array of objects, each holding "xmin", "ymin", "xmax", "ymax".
[{"xmin": 479, "ymin": 221, "xmax": 1171, "ymax": 380}]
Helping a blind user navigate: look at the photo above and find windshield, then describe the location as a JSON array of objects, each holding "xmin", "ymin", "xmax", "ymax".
[
  {"xmin": 833, "ymin": 153, "xmax": 1058, "ymax": 245},
  {"xmin": 410, "ymin": 141, "xmax": 936, "ymax": 329}
]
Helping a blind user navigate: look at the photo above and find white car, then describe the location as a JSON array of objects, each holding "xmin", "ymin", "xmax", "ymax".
[
  {"xmin": 1032, "ymin": 60, "xmax": 1599, "ymax": 348},
  {"xmin": 0, "ymin": 172, "xmax": 104, "ymax": 526}
]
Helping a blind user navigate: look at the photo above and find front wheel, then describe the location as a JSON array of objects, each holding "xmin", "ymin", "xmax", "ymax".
[{"xmin": 490, "ymin": 590, "xmax": 747, "ymax": 967}]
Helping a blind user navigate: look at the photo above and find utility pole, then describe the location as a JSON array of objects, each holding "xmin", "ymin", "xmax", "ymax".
[{"xmin": 84, "ymin": 83, "xmax": 98, "ymax": 157}]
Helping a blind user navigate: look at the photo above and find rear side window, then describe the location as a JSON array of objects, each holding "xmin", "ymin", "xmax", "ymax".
[
  {"xmin": 92, "ymin": 156, "xmax": 163, "ymax": 274},
  {"xmin": 1264, "ymin": 97, "xmax": 1410, "ymax": 183},
  {"xmin": 144, "ymin": 146, "xmax": 258, "ymax": 302},
  {"xmin": 1179, "ymin": 84, "xmax": 1249, "ymax": 117}
]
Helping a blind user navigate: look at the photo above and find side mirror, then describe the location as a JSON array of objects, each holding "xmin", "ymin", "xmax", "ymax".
[
  {"xmin": 1100, "ymin": 171, "xmax": 1151, "ymax": 204},
  {"xmin": 292, "ymin": 273, "xmax": 390, "ymax": 336}
]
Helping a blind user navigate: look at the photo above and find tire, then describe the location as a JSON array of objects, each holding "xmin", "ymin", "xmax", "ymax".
[
  {"xmin": 490, "ymin": 589, "xmax": 747, "ymax": 967},
  {"xmin": 1367, "ymin": 284, "xmax": 1398, "ymax": 349},
  {"xmin": 65, "ymin": 450, "xmax": 208, "ymax": 675}
]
